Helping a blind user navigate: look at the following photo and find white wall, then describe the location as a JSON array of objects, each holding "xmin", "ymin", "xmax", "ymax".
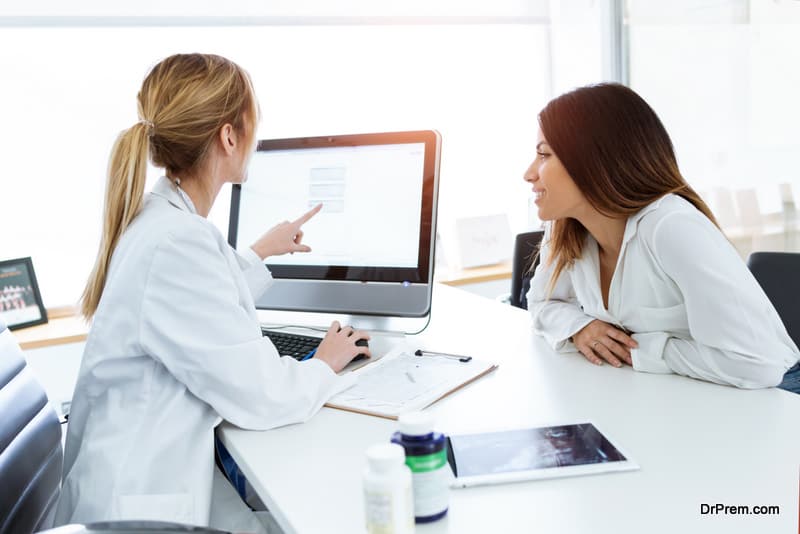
[
  {"xmin": 0, "ymin": 0, "xmax": 549, "ymax": 19},
  {"xmin": 0, "ymin": 24, "xmax": 554, "ymax": 306}
]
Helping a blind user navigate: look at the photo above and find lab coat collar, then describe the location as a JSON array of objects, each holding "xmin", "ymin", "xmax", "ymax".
[
  {"xmin": 621, "ymin": 193, "xmax": 672, "ymax": 245},
  {"xmin": 150, "ymin": 176, "xmax": 198, "ymax": 214}
]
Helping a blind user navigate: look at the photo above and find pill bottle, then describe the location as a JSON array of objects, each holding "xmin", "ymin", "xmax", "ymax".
[
  {"xmin": 363, "ymin": 443, "xmax": 414, "ymax": 534},
  {"xmin": 391, "ymin": 411, "xmax": 449, "ymax": 522}
]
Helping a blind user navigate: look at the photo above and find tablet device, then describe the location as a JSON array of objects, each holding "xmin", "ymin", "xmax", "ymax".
[{"xmin": 446, "ymin": 422, "xmax": 638, "ymax": 488}]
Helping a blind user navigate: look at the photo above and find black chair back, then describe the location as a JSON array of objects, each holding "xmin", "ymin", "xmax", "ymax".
[
  {"xmin": 510, "ymin": 231, "xmax": 545, "ymax": 310},
  {"xmin": 0, "ymin": 321, "xmax": 63, "ymax": 534},
  {"xmin": 746, "ymin": 251, "xmax": 800, "ymax": 348},
  {"xmin": 40, "ymin": 521, "xmax": 231, "ymax": 533}
]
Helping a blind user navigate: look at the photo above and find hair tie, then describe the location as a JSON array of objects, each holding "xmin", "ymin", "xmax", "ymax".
[{"xmin": 138, "ymin": 119, "xmax": 155, "ymax": 136}]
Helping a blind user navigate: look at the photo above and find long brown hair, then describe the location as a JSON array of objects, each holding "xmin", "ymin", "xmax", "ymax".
[
  {"xmin": 81, "ymin": 53, "xmax": 258, "ymax": 319},
  {"xmin": 539, "ymin": 83, "xmax": 718, "ymax": 288}
]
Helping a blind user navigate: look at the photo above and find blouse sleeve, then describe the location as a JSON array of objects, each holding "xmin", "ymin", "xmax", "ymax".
[
  {"xmin": 140, "ymin": 225, "xmax": 354, "ymax": 430},
  {"xmin": 527, "ymin": 225, "xmax": 595, "ymax": 352},
  {"xmin": 632, "ymin": 210, "xmax": 799, "ymax": 388}
]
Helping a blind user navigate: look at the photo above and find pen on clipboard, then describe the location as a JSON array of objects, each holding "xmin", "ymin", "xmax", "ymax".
[{"xmin": 414, "ymin": 349, "xmax": 472, "ymax": 363}]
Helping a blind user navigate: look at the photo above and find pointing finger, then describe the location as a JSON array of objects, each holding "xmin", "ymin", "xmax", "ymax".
[{"xmin": 293, "ymin": 203, "xmax": 323, "ymax": 227}]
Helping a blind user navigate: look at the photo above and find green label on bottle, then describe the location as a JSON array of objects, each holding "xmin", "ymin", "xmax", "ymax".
[{"xmin": 405, "ymin": 450, "xmax": 447, "ymax": 472}]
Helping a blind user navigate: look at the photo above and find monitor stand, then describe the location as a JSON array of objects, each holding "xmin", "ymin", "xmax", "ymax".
[{"xmin": 256, "ymin": 308, "xmax": 429, "ymax": 335}]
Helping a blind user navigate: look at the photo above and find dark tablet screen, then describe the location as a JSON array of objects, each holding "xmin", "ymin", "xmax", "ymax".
[{"xmin": 447, "ymin": 423, "xmax": 628, "ymax": 478}]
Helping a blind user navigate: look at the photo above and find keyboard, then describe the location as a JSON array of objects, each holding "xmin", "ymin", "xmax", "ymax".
[{"xmin": 262, "ymin": 329, "xmax": 322, "ymax": 361}]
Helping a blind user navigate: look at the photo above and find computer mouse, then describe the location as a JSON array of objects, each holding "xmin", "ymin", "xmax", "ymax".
[{"xmin": 353, "ymin": 338, "xmax": 369, "ymax": 361}]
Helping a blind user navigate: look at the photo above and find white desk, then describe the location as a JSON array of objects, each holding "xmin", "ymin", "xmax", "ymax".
[{"xmin": 220, "ymin": 285, "xmax": 800, "ymax": 534}]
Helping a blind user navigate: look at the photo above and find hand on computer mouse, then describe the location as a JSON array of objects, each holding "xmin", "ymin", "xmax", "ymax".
[
  {"xmin": 314, "ymin": 321, "xmax": 372, "ymax": 372},
  {"xmin": 353, "ymin": 338, "xmax": 370, "ymax": 362}
]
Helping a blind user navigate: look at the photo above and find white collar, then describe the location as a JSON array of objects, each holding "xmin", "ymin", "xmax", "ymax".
[
  {"xmin": 150, "ymin": 176, "xmax": 198, "ymax": 215},
  {"xmin": 621, "ymin": 193, "xmax": 672, "ymax": 245},
  {"xmin": 581, "ymin": 193, "xmax": 672, "ymax": 265}
]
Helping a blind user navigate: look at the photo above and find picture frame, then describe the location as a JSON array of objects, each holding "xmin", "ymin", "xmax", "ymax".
[{"xmin": 0, "ymin": 257, "xmax": 48, "ymax": 330}]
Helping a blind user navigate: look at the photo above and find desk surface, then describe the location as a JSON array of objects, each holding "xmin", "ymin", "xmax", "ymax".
[
  {"xmin": 13, "ymin": 307, "xmax": 89, "ymax": 350},
  {"xmin": 434, "ymin": 261, "xmax": 512, "ymax": 286},
  {"xmin": 220, "ymin": 284, "xmax": 800, "ymax": 534}
]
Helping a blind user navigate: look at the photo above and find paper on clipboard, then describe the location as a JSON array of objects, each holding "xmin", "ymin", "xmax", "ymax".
[{"xmin": 325, "ymin": 345, "xmax": 498, "ymax": 419}]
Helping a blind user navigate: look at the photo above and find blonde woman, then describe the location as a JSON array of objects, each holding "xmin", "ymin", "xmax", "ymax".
[
  {"xmin": 55, "ymin": 54, "xmax": 370, "ymax": 532},
  {"xmin": 526, "ymin": 83, "xmax": 799, "ymax": 391}
]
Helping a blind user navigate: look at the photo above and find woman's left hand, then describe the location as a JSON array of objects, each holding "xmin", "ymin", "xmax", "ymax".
[
  {"xmin": 250, "ymin": 204, "xmax": 322, "ymax": 259},
  {"xmin": 571, "ymin": 319, "xmax": 637, "ymax": 367}
]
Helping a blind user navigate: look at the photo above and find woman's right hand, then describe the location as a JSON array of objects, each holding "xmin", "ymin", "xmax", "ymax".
[
  {"xmin": 571, "ymin": 319, "xmax": 637, "ymax": 367},
  {"xmin": 249, "ymin": 204, "xmax": 322, "ymax": 260},
  {"xmin": 313, "ymin": 321, "xmax": 372, "ymax": 373}
]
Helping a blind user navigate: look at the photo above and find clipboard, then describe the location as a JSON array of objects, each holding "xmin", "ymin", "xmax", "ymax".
[{"xmin": 325, "ymin": 345, "xmax": 498, "ymax": 420}]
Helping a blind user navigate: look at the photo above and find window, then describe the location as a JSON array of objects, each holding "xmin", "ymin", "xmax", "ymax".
[
  {"xmin": 0, "ymin": 4, "xmax": 607, "ymax": 306},
  {"xmin": 625, "ymin": 0, "xmax": 800, "ymax": 257}
]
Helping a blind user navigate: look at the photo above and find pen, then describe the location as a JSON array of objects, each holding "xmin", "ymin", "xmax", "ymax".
[
  {"xmin": 414, "ymin": 349, "xmax": 472, "ymax": 363},
  {"xmin": 301, "ymin": 348, "xmax": 316, "ymax": 361}
]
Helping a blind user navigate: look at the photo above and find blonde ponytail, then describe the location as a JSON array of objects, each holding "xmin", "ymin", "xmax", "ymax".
[
  {"xmin": 80, "ymin": 53, "xmax": 258, "ymax": 320},
  {"xmin": 81, "ymin": 122, "xmax": 149, "ymax": 319}
]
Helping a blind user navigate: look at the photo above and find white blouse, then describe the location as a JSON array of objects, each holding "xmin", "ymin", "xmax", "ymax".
[{"xmin": 528, "ymin": 194, "xmax": 799, "ymax": 388}]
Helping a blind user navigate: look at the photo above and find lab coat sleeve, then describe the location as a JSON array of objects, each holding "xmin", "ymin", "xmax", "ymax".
[
  {"xmin": 632, "ymin": 211, "xmax": 799, "ymax": 388},
  {"xmin": 233, "ymin": 246, "xmax": 273, "ymax": 300},
  {"xmin": 139, "ymin": 226, "xmax": 354, "ymax": 430},
  {"xmin": 527, "ymin": 227, "xmax": 595, "ymax": 352}
]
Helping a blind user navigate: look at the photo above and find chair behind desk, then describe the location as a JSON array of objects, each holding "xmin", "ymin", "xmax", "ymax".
[
  {"xmin": 746, "ymin": 251, "xmax": 800, "ymax": 347},
  {"xmin": 0, "ymin": 321, "xmax": 231, "ymax": 534},
  {"xmin": 510, "ymin": 231, "xmax": 545, "ymax": 310},
  {"xmin": 0, "ymin": 321, "xmax": 63, "ymax": 534}
]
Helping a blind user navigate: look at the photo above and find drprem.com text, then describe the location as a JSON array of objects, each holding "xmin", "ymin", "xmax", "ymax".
[{"xmin": 700, "ymin": 504, "xmax": 779, "ymax": 516}]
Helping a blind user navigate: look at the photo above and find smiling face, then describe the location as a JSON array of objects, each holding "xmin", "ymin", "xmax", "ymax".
[{"xmin": 523, "ymin": 128, "xmax": 588, "ymax": 221}]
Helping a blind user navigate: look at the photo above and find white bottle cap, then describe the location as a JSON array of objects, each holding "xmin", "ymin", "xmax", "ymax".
[
  {"xmin": 365, "ymin": 443, "xmax": 406, "ymax": 473},
  {"xmin": 398, "ymin": 411, "xmax": 435, "ymax": 436}
]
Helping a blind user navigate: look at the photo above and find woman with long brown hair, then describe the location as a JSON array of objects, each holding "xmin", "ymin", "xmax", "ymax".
[
  {"xmin": 55, "ymin": 54, "xmax": 370, "ymax": 532},
  {"xmin": 526, "ymin": 83, "xmax": 798, "ymax": 391}
]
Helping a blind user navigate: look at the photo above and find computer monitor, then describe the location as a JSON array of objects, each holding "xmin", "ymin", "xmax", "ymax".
[{"xmin": 228, "ymin": 130, "xmax": 441, "ymax": 333}]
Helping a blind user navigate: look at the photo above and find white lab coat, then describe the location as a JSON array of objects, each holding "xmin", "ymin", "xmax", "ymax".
[
  {"xmin": 55, "ymin": 177, "xmax": 354, "ymax": 529},
  {"xmin": 528, "ymin": 194, "xmax": 799, "ymax": 388}
]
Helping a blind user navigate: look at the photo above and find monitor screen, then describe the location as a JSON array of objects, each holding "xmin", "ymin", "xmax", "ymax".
[{"xmin": 228, "ymin": 130, "xmax": 441, "ymax": 319}]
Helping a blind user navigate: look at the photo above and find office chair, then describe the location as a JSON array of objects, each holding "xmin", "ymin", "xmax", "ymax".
[
  {"xmin": 0, "ymin": 320, "xmax": 63, "ymax": 534},
  {"xmin": 41, "ymin": 523, "xmax": 230, "ymax": 534},
  {"xmin": 0, "ymin": 321, "xmax": 231, "ymax": 534},
  {"xmin": 36, "ymin": 518, "xmax": 232, "ymax": 533},
  {"xmin": 510, "ymin": 231, "xmax": 545, "ymax": 310},
  {"xmin": 746, "ymin": 251, "xmax": 800, "ymax": 348}
]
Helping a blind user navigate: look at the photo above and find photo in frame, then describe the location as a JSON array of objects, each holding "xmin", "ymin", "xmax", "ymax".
[{"xmin": 0, "ymin": 257, "xmax": 48, "ymax": 330}]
